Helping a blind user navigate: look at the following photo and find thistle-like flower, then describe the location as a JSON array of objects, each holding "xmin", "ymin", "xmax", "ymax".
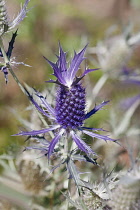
[
  {"xmin": 14, "ymin": 44, "xmax": 116, "ymax": 159},
  {"xmin": 108, "ymin": 161, "xmax": 140, "ymax": 210}
]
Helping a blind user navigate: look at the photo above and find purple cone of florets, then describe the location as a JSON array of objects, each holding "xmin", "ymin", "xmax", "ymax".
[{"xmin": 14, "ymin": 44, "xmax": 116, "ymax": 159}]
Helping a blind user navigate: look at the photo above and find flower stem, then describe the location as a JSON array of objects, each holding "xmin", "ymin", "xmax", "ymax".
[
  {"xmin": 0, "ymin": 37, "xmax": 26, "ymax": 93},
  {"xmin": 64, "ymin": 135, "xmax": 71, "ymax": 210},
  {"xmin": 0, "ymin": 36, "xmax": 54, "ymax": 137}
]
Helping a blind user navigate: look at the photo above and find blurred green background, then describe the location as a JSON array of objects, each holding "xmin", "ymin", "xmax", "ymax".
[{"xmin": 0, "ymin": 0, "xmax": 140, "ymax": 152}]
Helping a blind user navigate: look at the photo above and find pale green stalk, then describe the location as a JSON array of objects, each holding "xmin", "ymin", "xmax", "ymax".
[{"xmin": 64, "ymin": 135, "xmax": 70, "ymax": 210}]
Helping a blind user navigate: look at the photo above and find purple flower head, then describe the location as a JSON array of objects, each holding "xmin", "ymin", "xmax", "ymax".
[{"xmin": 14, "ymin": 44, "xmax": 116, "ymax": 159}]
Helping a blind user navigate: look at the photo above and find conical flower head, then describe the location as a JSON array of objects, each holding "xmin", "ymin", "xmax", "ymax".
[
  {"xmin": 55, "ymin": 84, "xmax": 86, "ymax": 129},
  {"xmin": 45, "ymin": 44, "xmax": 96, "ymax": 129}
]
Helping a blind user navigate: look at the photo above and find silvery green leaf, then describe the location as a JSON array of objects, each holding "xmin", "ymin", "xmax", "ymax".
[
  {"xmin": 8, "ymin": 0, "xmax": 30, "ymax": 31},
  {"xmin": 67, "ymin": 158, "xmax": 84, "ymax": 187},
  {"xmin": 72, "ymin": 154, "xmax": 98, "ymax": 165}
]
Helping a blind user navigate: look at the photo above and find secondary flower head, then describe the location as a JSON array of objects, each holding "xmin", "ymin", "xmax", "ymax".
[
  {"xmin": 0, "ymin": 0, "xmax": 30, "ymax": 36},
  {"xmin": 14, "ymin": 44, "xmax": 116, "ymax": 159}
]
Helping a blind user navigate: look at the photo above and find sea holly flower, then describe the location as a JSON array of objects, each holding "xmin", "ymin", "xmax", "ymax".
[
  {"xmin": 14, "ymin": 44, "xmax": 116, "ymax": 159},
  {"xmin": 0, "ymin": 0, "xmax": 30, "ymax": 36}
]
